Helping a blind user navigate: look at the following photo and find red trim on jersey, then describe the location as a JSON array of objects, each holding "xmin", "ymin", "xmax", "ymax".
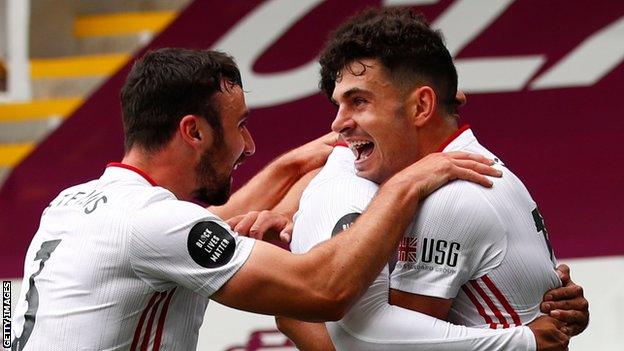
[
  {"xmin": 333, "ymin": 140, "xmax": 348, "ymax": 148},
  {"xmin": 470, "ymin": 280, "xmax": 510, "ymax": 328},
  {"xmin": 140, "ymin": 292, "xmax": 166, "ymax": 351},
  {"xmin": 153, "ymin": 288, "xmax": 177, "ymax": 351},
  {"xmin": 436, "ymin": 124, "xmax": 471, "ymax": 152},
  {"xmin": 461, "ymin": 285, "xmax": 494, "ymax": 326},
  {"xmin": 482, "ymin": 275, "xmax": 522, "ymax": 325},
  {"xmin": 107, "ymin": 162, "xmax": 158, "ymax": 186},
  {"xmin": 131, "ymin": 292, "xmax": 160, "ymax": 351}
]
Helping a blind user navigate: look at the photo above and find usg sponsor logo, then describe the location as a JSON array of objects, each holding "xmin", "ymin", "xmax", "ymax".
[{"xmin": 421, "ymin": 238, "xmax": 461, "ymax": 267}]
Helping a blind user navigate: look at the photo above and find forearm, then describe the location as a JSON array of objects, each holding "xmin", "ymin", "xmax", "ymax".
[
  {"xmin": 329, "ymin": 302, "xmax": 536, "ymax": 351},
  {"xmin": 276, "ymin": 316, "xmax": 335, "ymax": 351},
  {"xmin": 213, "ymin": 184, "xmax": 422, "ymax": 321}
]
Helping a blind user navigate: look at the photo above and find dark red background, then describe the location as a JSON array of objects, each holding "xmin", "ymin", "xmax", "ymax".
[{"xmin": 1, "ymin": 0, "xmax": 622, "ymax": 278}]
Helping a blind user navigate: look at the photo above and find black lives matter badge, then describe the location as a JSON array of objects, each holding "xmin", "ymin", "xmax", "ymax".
[
  {"xmin": 188, "ymin": 221, "xmax": 235, "ymax": 269},
  {"xmin": 331, "ymin": 213, "xmax": 361, "ymax": 236}
]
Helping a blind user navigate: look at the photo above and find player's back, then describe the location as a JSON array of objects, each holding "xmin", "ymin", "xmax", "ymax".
[
  {"xmin": 11, "ymin": 165, "xmax": 209, "ymax": 350},
  {"xmin": 391, "ymin": 127, "xmax": 561, "ymax": 328},
  {"xmin": 449, "ymin": 154, "xmax": 560, "ymax": 328}
]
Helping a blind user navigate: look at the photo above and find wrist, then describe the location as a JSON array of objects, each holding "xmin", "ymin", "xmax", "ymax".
[{"xmin": 377, "ymin": 180, "xmax": 422, "ymax": 218}]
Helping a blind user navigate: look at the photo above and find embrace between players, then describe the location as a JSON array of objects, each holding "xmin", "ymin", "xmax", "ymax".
[{"xmin": 10, "ymin": 7, "xmax": 588, "ymax": 351}]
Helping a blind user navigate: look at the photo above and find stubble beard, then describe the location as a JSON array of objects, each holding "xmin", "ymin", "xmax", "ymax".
[{"xmin": 193, "ymin": 139, "xmax": 233, "ymax": 206}]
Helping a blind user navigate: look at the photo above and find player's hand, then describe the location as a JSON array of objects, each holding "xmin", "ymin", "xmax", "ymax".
[
  {"xmin": 528, "ymin": 315, "xmax": 570, "ymax": 351},
  {"xmin": 541, "ymin": 264, "xmax": 589, "ymax": 336},
  {"xmin": 227, "ymin": 210, "xmax": 293, "ymax": 243},
  {"xmin": 284, "ymin": 132, "xmax": 338, "ymax": 175},
  {"xmin": 385, "ymin": 151, "xmax": 502, "ymax": 199}
]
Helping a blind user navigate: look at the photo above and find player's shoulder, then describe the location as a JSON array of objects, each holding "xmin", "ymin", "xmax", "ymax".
[
  {"xmin": 423, "ymin": 178, "xmax": 495, "ymax": 217},
  {"xmin": 51, "ymin": 178, "xmax": 101, "ymax": 201},
  {"xmin": 130, "ymin": 196, "xmax": 224, "ymax": 237},
  {"xmin": 433, "ymin": 136, "xmax": 509, "ymax": 209}
]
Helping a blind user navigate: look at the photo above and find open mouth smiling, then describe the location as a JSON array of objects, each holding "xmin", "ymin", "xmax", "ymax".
[{"xmin": 347, "ymin": 140, "xmax": 375, "ymax": 162}]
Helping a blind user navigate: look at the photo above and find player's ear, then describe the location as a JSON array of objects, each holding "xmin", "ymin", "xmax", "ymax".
[
  {"xmin": 179, "ymin": 114, "xmax": 214, "ymax": 150},
  {"xmin": 406, "ymin": 86, "xmax": 436, "ymax": 127}
]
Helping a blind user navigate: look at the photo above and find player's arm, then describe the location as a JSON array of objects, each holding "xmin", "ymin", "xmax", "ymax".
[
  {"xmin": 212, "ymin": 152, "xmax": 502, "ymax": 321},
  {"xmin": 275, "ymin": 317, "xmax": 335, "ymax": 351},
  {"xmin": 389, "ymin": 291, "xmax": 453, "ymax": 319},
  {"xmin": 209, "ymin": 133, "xmax": 334, "ymax": 219},
  {"xmin": 541, "ymin": 264, "xmax": 590, "ymax": 336},
  {"xmin": 275, "ymin": 292, "xmax": 568, "ymax": 351},
  {"xmin": 327, "ymin": 292, "xmax": 568, "ymax": 351}
]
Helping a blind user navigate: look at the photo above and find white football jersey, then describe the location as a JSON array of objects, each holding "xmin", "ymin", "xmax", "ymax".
[
  {"xmin": 10, "ymin": 164, "xmax": 255, "ymax": 351},
  {"xmin": 291, "ymin": 146, "xmax": 536, "ymax": 351},
  {"xmin": 391, "ymin": 126, "xmax": 562, "ymax": 328}
]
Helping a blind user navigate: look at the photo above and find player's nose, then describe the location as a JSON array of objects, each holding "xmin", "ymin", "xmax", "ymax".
[{"xmin": 331, "ymin": 107, "xmax": 355, "ymax": 135}]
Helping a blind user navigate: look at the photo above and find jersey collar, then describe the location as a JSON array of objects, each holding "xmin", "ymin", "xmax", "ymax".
[
  {"xmin": 436, "ymin": 124, "xmax": 472, "ymax": 152},
  {"xmin": 106, "ymin": 162, "xmax": 158, "ymax": 186}
]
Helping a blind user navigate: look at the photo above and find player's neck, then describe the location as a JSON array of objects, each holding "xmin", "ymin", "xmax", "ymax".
[
  {"xmin": 122, "ymin": 147, "xmax": 195, "ymax": 200},
  {"xmin": 416, "ymin": 115, "xmax": 459, "ymax": 158}
]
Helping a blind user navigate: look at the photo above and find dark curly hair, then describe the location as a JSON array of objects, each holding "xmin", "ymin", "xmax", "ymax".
[
  {"xmin": 319, "ymin": 8, "xmax": 458, "ymax": 114},
  {"xmin": 121, "ymin": 48, "xmax": 242, "ymax": 152}
]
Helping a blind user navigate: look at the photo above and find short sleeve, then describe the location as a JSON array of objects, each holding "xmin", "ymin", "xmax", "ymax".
[
  {"xmin": 128, "ymin": 199, "xmax": 255, "ymax": 297},
  {"xmin": 290, "ymin": 174, "xmax": 378, "ymax": 254},
  {"xmin": 390, "ymin": 181, "xmax": 507, "ymax": 299}
]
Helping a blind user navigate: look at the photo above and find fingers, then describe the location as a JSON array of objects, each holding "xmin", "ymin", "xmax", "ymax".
[
  {"xmin": 543, "ymin": 284, "xmax": 584, "ymax": 302},
  {"xmin": 453, "ymin": 168, "xmax": 494, "ymax": 188},
  {"xmin": 231, "ymin": 211, "xmax": 260, "ymax": 236},
  {"xmin": 542, "ymin": 296, "xmax": 588, "ymax": 313},
  {"xmin": 226, "ymin": 214, "xmax": 246, "ymax": 232},
  {"xmin": 541, "ymin": 284, "xmax": 589, "ymax": 337},
  {"xmin": 453, "ymin": 159, "xmax": 503, "ymax": 178},
  {"xmin": 438, "ymin": 152, "xmax": 502, "ymax": 187},
  {"xmin": 389, "ymin": 152, "xmax": 501, "ymax": 198},
  {"xmin": 555, "ymin": 264, "xmax": 571, "ymax": 285},
  {"xmin": 249, "ymin": 211, "xmax": 290, "ymax": 240},
  {"xmin": 549, "ymin": 309, "xmax": 588, "ymax": 335},
  {"xmin": 228, "ymin": 210, "xmax": 292, "ymax": 241},
  {"xmin": 280, "ymin": 221, "xmax": 294, "ymax": 243},
  {"xmin": 445, "ymin": 151, "xmax": 495, "ymax": 165}
]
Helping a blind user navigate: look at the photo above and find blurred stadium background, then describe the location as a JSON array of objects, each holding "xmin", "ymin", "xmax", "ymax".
[{"xmin": 0, "ymin": 0, "xmax": 622, "ymax": 349}]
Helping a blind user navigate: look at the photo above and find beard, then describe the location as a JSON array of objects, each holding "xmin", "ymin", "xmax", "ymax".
[{"xmin": 193, "ymin": 142, "xmax": 234, "ymax": 205}]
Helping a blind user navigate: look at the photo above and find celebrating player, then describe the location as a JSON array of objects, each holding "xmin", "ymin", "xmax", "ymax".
[
  {"xmin": 9, "ymin": 48, "xmax": 515, "ymax": 350},
  {"xmin": 240, "ymin": 8, "xmax": 588, "ymax": 351}
]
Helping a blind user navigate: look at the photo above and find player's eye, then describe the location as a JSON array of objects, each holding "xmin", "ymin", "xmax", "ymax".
[{"xmin": 353, "ymin": 97, "xmax": 367, "ymax": 107}]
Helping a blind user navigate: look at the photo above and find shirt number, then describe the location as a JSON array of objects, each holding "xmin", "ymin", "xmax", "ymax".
[
  {"xmin": 12, "ymin": 239, "xmax": 62, "ymax": 351},
  {"xmin": 532, "ymin": 208, "xmax": 555, "ymax": 266}
]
